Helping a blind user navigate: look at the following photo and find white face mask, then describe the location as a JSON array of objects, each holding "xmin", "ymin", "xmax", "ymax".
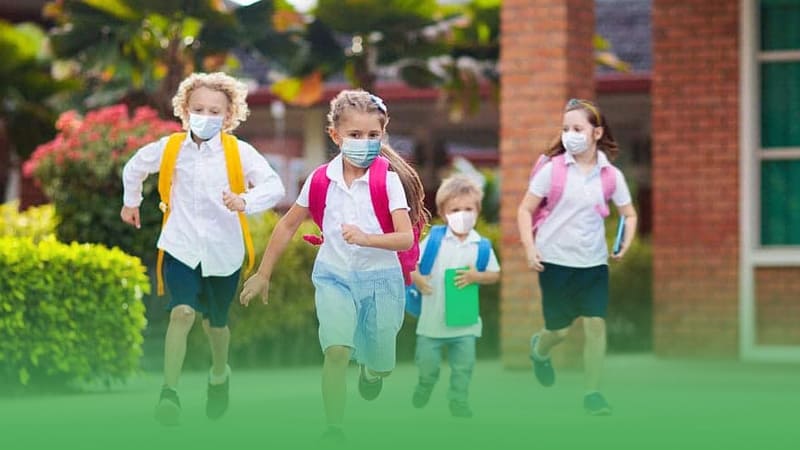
[
  {"xmin": 446, "ymin": 210, "xmax": 477, "ymax": 235},
  {"xmin": 340, "ymin": 138, "xmax": 382, "ymax": 168},
  {"xmin": 561, "ymin": 131, "xmax": 589, "ymax": 155},
  {"xmin": 189, "ymin": 113, "xmax": 223, "ymax": 140}
]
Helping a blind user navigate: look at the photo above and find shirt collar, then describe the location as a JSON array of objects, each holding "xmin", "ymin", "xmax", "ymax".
[
  {"xmin": 326, "ymin": 153, "xmax": 370, "ymax": 186},
  {"xmin": 443, "ymin": 226, "xmax": 482, "ymax": 243},
  {"xmin": 564, "ymin": 149, "xmax": 612, "ymax": 169},
  {"xmin": 182, "ymin": 132, "xmax": 223, "ymax": 152}
]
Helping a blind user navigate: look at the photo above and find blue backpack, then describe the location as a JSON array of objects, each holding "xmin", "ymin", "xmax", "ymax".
[{"xmin": 405, "ymin": 224, "xmax": 492, "ymax": 318}]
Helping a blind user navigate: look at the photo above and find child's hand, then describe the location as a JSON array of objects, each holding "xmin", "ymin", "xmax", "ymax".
[
  {"xmin": 611, "ymin": 243, "xmax": 629, "ymax": 261},
  {"xmin": 454, "ymin": 266, "xmax": 479, "ymax": 288},
  {"xmin": 341, "ymin": 224, "xmax": 369, "ymax": 246},
  {"xmin": 415, "ymin": 276, "xmax": 433, "ymax": 295},
  {"xmin": 222, "ymin": 190, "xmax": 246, "ymax": 212},
  {"xmin": 120, "ymin": 206, "xmax": 141, "ymax": 229},
  {"xmin": 525, "ymin": 245, "xmax": 544, "ymax": 272},
  {"xmin": 240, "ymin": 273, "xmax": 270, "ymax": 306}
]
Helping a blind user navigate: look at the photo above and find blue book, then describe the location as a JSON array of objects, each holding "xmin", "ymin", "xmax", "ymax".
[{"xmin": 613, "ymin": 216, "xmax": 626, "ymax": 255}]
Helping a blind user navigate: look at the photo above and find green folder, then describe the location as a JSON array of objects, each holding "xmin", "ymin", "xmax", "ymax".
[{"xmin": 444, "ymin": 266, "xmax": 479, "ymax": 326}]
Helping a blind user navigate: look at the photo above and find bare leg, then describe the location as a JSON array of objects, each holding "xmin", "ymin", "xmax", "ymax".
[
  {"xmin": 163, "ymin": 305, "xmax": 196, "ymax": 388},
  {"xmin": 534, "ymin": 327, "xmax": 570, "ymax": 358},
  {"xmin": 583, "ymin": 317, "xmax": 607, "ymax": 392},
  {"xmin": 203, "ymin": 320, "xmax": 230, "ymax": 381},
  {"xmin": 322, "ymin": 346, "xmax": 352, "ymax": 426}
]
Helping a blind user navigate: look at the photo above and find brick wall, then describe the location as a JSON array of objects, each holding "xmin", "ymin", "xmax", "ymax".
[
  {"xmin": 651, "ymin": 0, "xmax": 740, "ymax": 357},
  {"xmin": 499, "ymin": 0, "xmax": 595, "ymax": 368}
]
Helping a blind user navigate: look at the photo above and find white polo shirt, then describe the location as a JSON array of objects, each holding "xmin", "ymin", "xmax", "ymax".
[
  {"xmin": 296, "ymin": 154, "xmax": 409, "ymax": 272},
  {"xmin": 122, "ymin": 132, "xmax": 286, "ymax": 276},
  {"xmin": 528, "ymin": 151, "xmax": 632, "ymax": 268},
  {"xmin": 415, "ymin": 228, "xmax": 501, "ymax": 339}
]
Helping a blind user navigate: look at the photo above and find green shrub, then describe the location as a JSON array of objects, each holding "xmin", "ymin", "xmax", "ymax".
[
  {"xmin": 0, "ymin": 237, "xmax": 149, "ymax": 390},
  {"xmin": 607, "ymin": 236, "xmax": 653, "ymax": 352},
  {"xmin": 0, "ymin": 201, "xmax": 58, "ymax": 242},
  {"xmin": 23, "ymin": 105, "xmax": 181, "ymax": 265}
]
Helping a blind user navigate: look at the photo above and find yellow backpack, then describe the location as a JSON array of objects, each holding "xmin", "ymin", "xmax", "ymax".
[{"xmin": 155, "ymin": 132, "xmax": 255, "ymax": 296}]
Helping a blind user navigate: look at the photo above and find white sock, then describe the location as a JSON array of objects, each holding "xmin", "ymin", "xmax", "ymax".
[
  {"xmin": 362, "ymin": 367, "xmax": 380, "ymax": 382},
  {"xmin": 532, "ymin": 335, "xmax": 550, "ymax": 360},
  {"xmin": 209, "ymin": 364, "xmax": 231, "ymax": 385}
]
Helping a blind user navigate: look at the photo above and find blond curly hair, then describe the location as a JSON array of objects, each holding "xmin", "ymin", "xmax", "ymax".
[{"xmin": 172, "ymin": 72, "xmax": 250, "ymax": 132}]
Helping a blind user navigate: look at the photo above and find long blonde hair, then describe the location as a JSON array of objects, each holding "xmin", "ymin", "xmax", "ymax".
[{"xmin": 327, "ymin": 89, "xmax": 430, "ymax": 226}]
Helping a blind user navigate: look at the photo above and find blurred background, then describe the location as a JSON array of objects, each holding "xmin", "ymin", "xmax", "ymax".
[{"xmin": 1, "ymin": 0, "xmax": 797, "ymax": 394}]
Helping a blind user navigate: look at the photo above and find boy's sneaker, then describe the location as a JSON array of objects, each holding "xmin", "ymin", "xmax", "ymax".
[
  {"xmin": 584, "ymin": 392, "xmax": 612, "ymax": 416},
  {"xmin": 529, "ymin": 334, "xmax": 555, "ymax": 387},
  {"xmin": 449, "ymin": 400, "xmax": 473, "ymax": 418},
  {"xmin": 321, "ymin": 426, "xmax": 347, "ymax": 446},
  {"xmin": 206, "ymin": 370, "xmax": 230, "ymax": 420},
  {"xmin": 412, "ymin": 384, "xmax": 433, "ymax": 408},
  {"xmin": 155, "ymin": 387, "xmax": 181, "ymax": 426},
  {"xmin": 358, "ymin": 365, "xmax": 382, "ymax": 401}
]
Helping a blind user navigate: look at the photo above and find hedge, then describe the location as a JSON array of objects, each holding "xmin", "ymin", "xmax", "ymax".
[{"xmin": 0, "ymin": 236, "xmax": 149, "ymax": 390}]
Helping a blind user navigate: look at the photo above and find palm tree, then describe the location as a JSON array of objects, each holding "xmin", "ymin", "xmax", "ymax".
[
  {"xmin": 0, "ymin": 20, "xmax": 76, "ymax": 201},
  {"xmin": 45, "ymin": 0, "xmax": 303, "ymax": 116}
]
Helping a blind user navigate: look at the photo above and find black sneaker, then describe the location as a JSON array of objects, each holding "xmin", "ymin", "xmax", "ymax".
[
  {"xmin": 321, "ymin": 426, "xmax": 347, "ymax": 446},
  {"xmin": 206, "ymin": 376, "xmax": 230, "ymax": 420},
  {"xmin": 449, "ymin": 400, "xmax": 473, "ymax": 418},
  {"xmin": 529, "ymin": 334, "xmax": 555, "ymax": 387},
  {"xmin": 358, "ymin": 365, "xmax": 382, "ymax": 401},
  {"xmin": 412, "ymin": 384, "xmax": 433, "ymax": 408},
  {"xmin": 155, "ymin": 387, "xmax": 181, "ymax": 426},
  {"xmin": 584, "ymin": 392, "xmax": 612, "ymax": 416}
]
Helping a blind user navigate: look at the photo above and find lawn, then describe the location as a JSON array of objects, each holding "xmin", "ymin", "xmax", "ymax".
[{"xmin": 1, "ymin": 355, "xmax": 796, "ymax": 449}]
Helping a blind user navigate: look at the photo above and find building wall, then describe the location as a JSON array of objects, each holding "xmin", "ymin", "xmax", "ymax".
[
  {"xmin": 499, "ymin": 0, "xmax": 596, "ymax": 368},
  {"xmin": 651, "ymin": 0, "xmax": 740, "ymax": 357}
]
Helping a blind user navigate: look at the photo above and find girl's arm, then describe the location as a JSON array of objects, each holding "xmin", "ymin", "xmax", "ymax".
[
  {"xmin": 612, "ymin": 203, "xmax": 638, "ymax": 260},
  {"xmin": 341, "ymin": 208, "xmax": 413, "ymax": 251},
  {"xmin": 517, "ymin": 193, "xmax": 545, "ymax": 272},
  {"xmin": 240, "ymin": 203, "xmax": 308, "ymax": 305}
]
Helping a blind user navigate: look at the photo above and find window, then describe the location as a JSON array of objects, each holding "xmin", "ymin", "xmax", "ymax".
[{"xmin": 759, "ymin": 0, "xmax": 800, "ymax": 245}]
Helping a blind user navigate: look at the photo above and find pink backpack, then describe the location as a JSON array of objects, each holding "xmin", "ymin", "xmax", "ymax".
[
  {"xmin": 530, "ymin": 153, "xmax": 617, "ymax": 234},
  {"xmin": 302, "ymin": 156, "xmax": 422, "ymax": 286}
]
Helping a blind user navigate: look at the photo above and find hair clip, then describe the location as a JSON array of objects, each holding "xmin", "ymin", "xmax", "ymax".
[{"xmin": 370, "ymin": 94, "xmax": 387, "ymax": 114}]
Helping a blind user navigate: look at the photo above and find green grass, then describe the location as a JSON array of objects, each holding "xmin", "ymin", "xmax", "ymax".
[{"xmin": 1, "ymin": 355, "xmax": 797, "ymax": 449}]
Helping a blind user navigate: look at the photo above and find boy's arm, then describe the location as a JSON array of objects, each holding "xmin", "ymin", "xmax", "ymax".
[
  {"xmin": 122, "ymin": 138, "xmax": 166, "ymax": 207},
  {"xmin": 239, "ymin": 142, "xmax": 286, "ymax": 214}
]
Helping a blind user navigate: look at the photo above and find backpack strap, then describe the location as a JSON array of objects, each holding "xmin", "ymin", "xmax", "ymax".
[
  {"xmin": 546, "ymin": 154, "xmax": 568, "ymax": 212},
  {"xmin": 155, "ymin": 132, "xmax": 187, "ymax": 296},
  {"xmin": 418, "ymin": 224, "xmax": 447, "ymax": 276},
  {"xmin": 221, "ymin": 133, "xmax": 255, "ymax": 279},
  {"xmin": 476, "ymin": 238, "xmax": 491, "ymax": 272},
  {"xmin": 368, "ymin": 156, "xmax": 393, "ymax": 233},
  {"xmin": 155, "ymin": 133, "xmax": 254, "ymax": 296},
  {"xmin": 594, "ymin": 165, "xmax": 617, "ymax": 218},
  {"xmin": 302, "ymin": 164, "xmax": 331, "ymax": 246}
]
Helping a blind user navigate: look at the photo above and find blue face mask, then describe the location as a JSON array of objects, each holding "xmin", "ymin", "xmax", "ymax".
[
  {"xmin": 340, "ymin": 138, "xmax": 382, "ymax": 168},
  {"xmin": 189, "ymin": 113, "xmax": 223, "ymax": 140}
]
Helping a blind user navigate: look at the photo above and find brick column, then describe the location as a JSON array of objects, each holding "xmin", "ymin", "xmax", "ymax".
[
  {"xmin": 500, "ymin": 0, "xmax": 595, "ymax": 368},
  {"xmin": 651, "ymin": 0, "xmax": 740, "ymax": 357}
]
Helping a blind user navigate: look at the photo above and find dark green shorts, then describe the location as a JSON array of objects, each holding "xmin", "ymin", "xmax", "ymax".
[{"xmin": 538, "ymin": 262, "xmax": 608, "ymax": 331}]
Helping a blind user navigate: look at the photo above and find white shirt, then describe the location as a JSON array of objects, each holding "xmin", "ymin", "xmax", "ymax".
[
  {"xmin": 415, "ymin": 228, "xmax": 501, "ymax": 339},
  {"xmin": 296, "ymin": 154, "xmax": 409, "ymax": 272},
  {"xmin": 528, "ymin": 150, "xmax": 632, "ymax": 268},
  {"xmin": 122, "ymin": 133, "xmax": 285, "ymax": 276}
]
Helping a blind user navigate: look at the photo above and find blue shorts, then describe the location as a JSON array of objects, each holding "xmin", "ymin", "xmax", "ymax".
[
  {"xmin": 538, "ymin": 262, "xmax": 609, "ymax": 331},
  {"xmin": 311, "ymin": 260, "xmax": 405, "ymax": 373},
  {"xmin": 163, "ymin": 252, "xmax": 241, "ymax": 328}
]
